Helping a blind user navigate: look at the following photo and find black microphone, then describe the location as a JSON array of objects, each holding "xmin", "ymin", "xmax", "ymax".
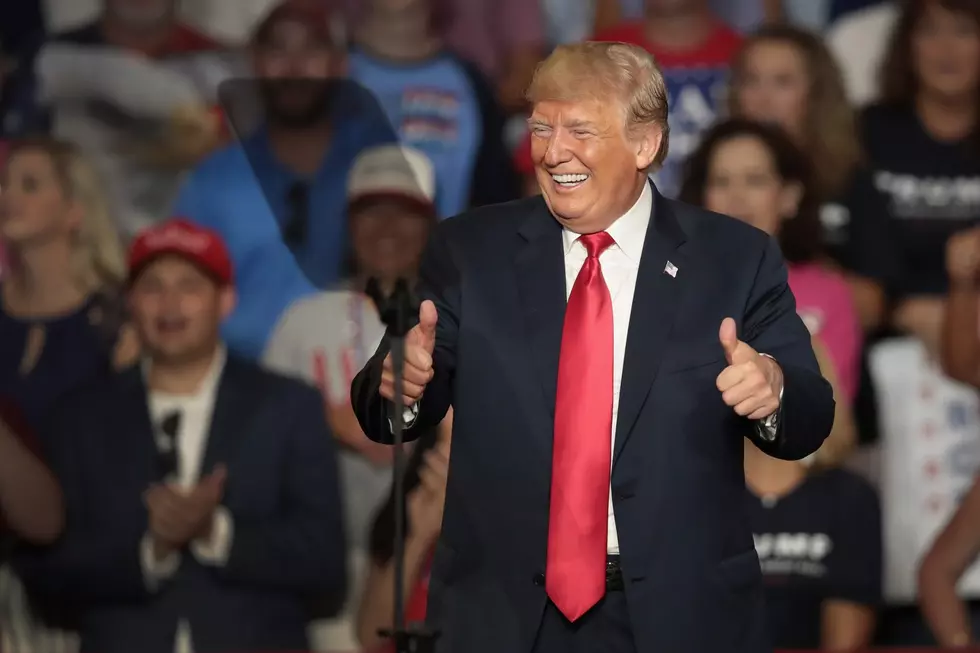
[
  {"xmin": 367, "ymin": 276, "xmax": 439, "ymax": 653},
  {"xmin": 155, "ymin": 411, "xmax": 181, "ymax": 481}
]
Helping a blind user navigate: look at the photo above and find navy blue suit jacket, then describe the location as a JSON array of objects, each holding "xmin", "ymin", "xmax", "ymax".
[
  {"xmin": 351, "ymin": 189, "xmax": 834, "ymax": 653},
  {"xmin": 16, "ymin": 356, "xmax": 346, "ymax": 653}
]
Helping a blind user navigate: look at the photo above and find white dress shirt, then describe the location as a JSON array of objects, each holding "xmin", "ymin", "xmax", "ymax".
[
  {"xmin": 561, "ymin": 183, "xmax": 780, "ymax": 554},
  {"xmin": 140, "ymin": 346, "xmax": 234, "ymax": 653},
  {"xmin": 561, "ymin": 183, "xmax": 653, "ymax": 555}
]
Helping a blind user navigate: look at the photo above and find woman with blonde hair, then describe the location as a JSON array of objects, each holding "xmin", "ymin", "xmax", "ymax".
[
  {"xmin": 0, "ymin": 137, "xmax": 136, "ymax": 434},
  {"xmin": 728, "ymin": 24, "xmax": 901, "ymax": 332}
]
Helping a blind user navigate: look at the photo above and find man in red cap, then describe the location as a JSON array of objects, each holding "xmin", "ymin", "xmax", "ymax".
[{"xmin": 16, "ymin": 218, "xmax": 347, "ymax": 653}]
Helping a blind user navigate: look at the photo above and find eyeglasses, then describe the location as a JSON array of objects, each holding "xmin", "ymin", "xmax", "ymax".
[{"xmin": 283, "ymin": 181, "xmax": 310, "ymax": 252}]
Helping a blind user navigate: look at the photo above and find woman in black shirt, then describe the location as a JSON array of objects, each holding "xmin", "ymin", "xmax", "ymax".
[
  {"xmin": 862, "ymin": 0, "xmax": 980, "ymax": 358},
  {"xmin": 867, "ymin": 2, "xmax": 980, "ymax": 646},
  {"xmin": 745, "ymin": 436, "xmax": 882, "ymax": 650}
]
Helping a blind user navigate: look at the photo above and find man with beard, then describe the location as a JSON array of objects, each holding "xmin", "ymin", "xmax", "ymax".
[
  {"xmin": 174, "ymin": 0, "xmax": 396, "ymax": 360},
  {"xmin": 15, "ymin": 219, "xmax": 346, "ymax": 653}
]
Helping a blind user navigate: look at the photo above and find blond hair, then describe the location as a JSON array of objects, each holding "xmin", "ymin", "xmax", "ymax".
[
  {"xmin": 526, "ymin": 41, "xmax": 671, "ymax": 168},
  {"xmin": 6, "ymin": 138, "xmax": 126, "ymax": 293}
]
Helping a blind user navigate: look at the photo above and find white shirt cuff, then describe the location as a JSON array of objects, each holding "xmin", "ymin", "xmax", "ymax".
[
  {"xmin": 388, "ymin": 401, "xmax": 420, "ymax": 432},
  {"xmin": 140, "ymin": 533, "xmax": 181, "ymax": 591},
  {"xmin": 191, "ymin": 506, "xmax": 233, "ymax": 565}
]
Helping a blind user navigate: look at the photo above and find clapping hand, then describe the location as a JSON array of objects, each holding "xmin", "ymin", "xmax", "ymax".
[
  {"xmin": 380, "ymin": 300, "xmax": 438, "ymax": 406},
  {"xmin": 715, "ymin": 318, "xmax": 782, "ymax": 420},
  {"xmin": 146, "ymin": 465, "xmax": 226, "ymax": 552}
]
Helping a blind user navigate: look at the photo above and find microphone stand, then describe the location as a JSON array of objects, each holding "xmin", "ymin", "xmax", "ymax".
[{"xmin": 365, "ymin": 277, "xmax": 440, "ymax": 653}]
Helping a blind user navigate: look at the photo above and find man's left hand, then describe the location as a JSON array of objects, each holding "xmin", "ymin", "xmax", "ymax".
[
  {"xmin": 145, "ymin": 465, "xmax": 227, "ymax": 545},
  {"xmin": 716, "ymin": 317, "xmax": 783, "ymax": 420}
]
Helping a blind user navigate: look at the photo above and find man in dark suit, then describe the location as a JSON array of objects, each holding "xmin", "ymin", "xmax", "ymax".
[
  {"xmin": 351, "ymin": 41, "xmax": 835, "ymax": 653},
  {"xmin": 16, "ymin": 219, "xmax": 346, "ymax": 653}
]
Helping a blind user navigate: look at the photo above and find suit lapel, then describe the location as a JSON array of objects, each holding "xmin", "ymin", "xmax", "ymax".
[
  {"xmin": 613, "ymin": 188, "xmax": 689, "ymax": 467},
  {"xmin": 514, "ymin": 199, "xmax": 567, "ymax": 419},
  {"xmin": 116, "ymin": 366, "xmax": 158, "ymax": 486},
  {"xmin": 200, "ymin": 357, "xmax": 250, "ymax": 475}
]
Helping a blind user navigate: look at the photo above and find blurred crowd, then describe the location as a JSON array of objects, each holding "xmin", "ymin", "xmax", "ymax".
[{"xmin": 0, "ymin": 0, "xmax": 978, "ymax": 651}]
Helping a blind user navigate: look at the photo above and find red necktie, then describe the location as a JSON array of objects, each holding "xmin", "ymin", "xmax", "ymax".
[{"xmin": 546, "ymin": 231, "xmax": 615, "ymax": 622}]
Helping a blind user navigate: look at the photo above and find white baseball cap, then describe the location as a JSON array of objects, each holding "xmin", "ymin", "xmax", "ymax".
[{"xmin": 347, "ymin": 144, "xmax": 436, "ymax": 210}]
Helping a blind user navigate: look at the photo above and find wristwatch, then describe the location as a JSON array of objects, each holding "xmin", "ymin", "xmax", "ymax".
[
  {"xmin": 760, "ymin": 397, "xmax": 781, "ymax": 434},
  {"xmin": 756, "ymin": 354, "xmax": 783, "ymax": 441}
]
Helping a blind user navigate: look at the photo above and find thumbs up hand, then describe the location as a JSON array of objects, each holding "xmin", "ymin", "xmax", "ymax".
[
  {"xmin": 380, "ymin": 300, "xmax": 438, "ymax": 406},
  {"xmin": 715, "ymin": 317, "xmax": 783, "ymax": 420}
]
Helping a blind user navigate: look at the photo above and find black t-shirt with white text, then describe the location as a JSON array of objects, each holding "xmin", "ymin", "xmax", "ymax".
[
  {"xmin": 861, "ymin": 103, "xmax": 980, "ymax": 298},
  {"xmin": 748, "ymin": 468, "xmax": 882, "ymax": 650},
  {"xmin": 821, "ymin": 168, "xmax": 903, "ymax": 289}
]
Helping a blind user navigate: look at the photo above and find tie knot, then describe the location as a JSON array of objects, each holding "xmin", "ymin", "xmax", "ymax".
[{"xmin": 578, "ymin": 231, "xmax": 615, "ymax": 259}]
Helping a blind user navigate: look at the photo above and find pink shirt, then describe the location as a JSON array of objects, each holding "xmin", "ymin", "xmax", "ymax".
[{"xmin": 787, "ymin": 263, "xmax": 862, "ymax": 403}]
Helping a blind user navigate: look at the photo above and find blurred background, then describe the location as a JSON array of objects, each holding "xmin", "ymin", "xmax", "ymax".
[{"xmin": 1, "ymin": 0, "xmax": 980, "ymax": 651}]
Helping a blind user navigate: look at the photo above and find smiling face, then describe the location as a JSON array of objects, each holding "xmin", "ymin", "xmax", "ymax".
[
  {"xmin": 129, "ymin": 256, "xmax": 234, "ymax": 366},
  {"xmin": 528, "ymin": 98, "xmax": 659, "ymax": 233}
]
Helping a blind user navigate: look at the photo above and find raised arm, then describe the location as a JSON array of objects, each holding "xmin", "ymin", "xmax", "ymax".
[
  {"xmin": 942, "ymin": 227, "xmax": 980, "ymax": 387},
  {"xmin": 352, "ymin": 223, "xmax": 461, "ymax": 442},
  {"xmin": 741, "ymin": 238, "xmax": 835, "ymax": 460}
]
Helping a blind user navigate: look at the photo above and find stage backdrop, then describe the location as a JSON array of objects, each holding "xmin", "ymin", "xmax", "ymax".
[{"xmin": 870, "ymin": 337, "xmax": 980, "ymax": 603}]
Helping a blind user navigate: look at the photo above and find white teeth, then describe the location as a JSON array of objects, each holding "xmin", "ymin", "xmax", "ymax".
[{"xmin": 551, "ymin": 173, "xmax": 589, "ymax": 184}]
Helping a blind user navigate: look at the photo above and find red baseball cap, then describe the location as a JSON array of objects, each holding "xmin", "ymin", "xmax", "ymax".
[{"xmin": 128, "ymin": 219, "xmax": 233, "ymax": 286}]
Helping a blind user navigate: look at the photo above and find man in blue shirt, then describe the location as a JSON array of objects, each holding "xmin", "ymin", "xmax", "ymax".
[{"xmin": 174, "ymin": 0, "xmax": 396, "ymax": 359}]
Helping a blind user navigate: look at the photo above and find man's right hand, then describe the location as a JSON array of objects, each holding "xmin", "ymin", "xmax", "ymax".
[
  {"xmin": 145, "ymin": 467, "xmax": 226, "ymax": 553},
  {"xmin": 380, "ymin": 300, "xmax": 438, "ymax": 406}
]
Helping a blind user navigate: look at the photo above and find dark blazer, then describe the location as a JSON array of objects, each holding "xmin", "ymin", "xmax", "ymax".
[
  {"xmin": 352, "ymin": 187, "xmax": 835, "ymax": 653},
  {"xmin": 16, "ymin": 355, "xmax": 346, "ymax": 653}
]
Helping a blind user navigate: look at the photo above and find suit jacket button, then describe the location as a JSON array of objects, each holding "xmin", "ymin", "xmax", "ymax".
[{"xmin": 533, "ymin": 573, "xmax": 545, "ymax": 586}]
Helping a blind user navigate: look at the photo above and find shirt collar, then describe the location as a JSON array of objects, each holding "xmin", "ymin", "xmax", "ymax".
[
  {"xmin": 562, "ymin": 180, "xmax": 653, "ymax": 263},
  {"xmin": 143, "ymin": 345, "xmax": 227, "ymax": 399}
]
